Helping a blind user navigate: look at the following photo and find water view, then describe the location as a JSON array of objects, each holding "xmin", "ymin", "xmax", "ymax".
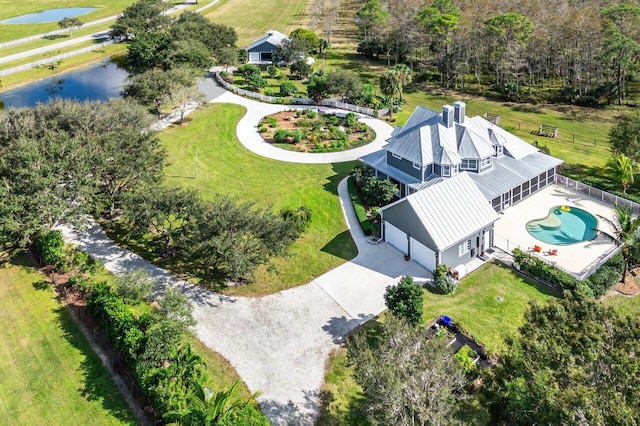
[
  {"xmin": 1, "ymin": 8, "xmax": 96, "ymax": 24},
  {"xmin": 0, "ymin": 60, "xmax": 130, "ymax": 109}
]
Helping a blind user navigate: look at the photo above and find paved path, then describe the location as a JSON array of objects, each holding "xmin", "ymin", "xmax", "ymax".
[
  {"xmin": 59, "ymin": 178, "xmax": 430, "ymax": 425},
  {"xmin": 210, "ymin": 90, "xmax": 393, "ymax": 164}
]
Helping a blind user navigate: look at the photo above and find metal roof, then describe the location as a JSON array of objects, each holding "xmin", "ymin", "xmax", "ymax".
[
  {"xmin": 468, "ymin": 152, "xmax": 564, "ymax": 200},
  {"xmin": 381, "ymin": 173, "xmax": 499, "ymax": 251},
  {"xmin": 360, "ymin": 150, "xmax": 422, "ymax": 185},
  {"xmin": 246, "ymin": 30, "xmax": 288, "ymax": 51}
]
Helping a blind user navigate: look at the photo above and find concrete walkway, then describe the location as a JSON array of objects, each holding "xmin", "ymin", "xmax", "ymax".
[
  {"xmin": 59, "ymin": 178, "xmax": 430, "ymax": 425},
  {"xmin": 210, "ymin": 90, "xmax": 393, "ymax": 164}
]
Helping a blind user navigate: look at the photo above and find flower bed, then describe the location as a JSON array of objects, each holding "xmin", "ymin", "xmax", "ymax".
[{"xmin": 259, "ymin": 109, "xmax": 375, "ymax": 153}]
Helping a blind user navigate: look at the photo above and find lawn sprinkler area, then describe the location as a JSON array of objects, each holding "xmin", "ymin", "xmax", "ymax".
[{"xmin": 494, "ymin": 185, "xmax": 618, "ymax": 278}]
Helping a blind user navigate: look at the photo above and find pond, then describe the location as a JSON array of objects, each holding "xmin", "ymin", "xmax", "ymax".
[
  {"xmin": 1, "ymin": 8, "xmax": 96, "ymax": 24},
  {"xmin": 0, "ymin": 60, "xmax": 130, "ymax": 109}
]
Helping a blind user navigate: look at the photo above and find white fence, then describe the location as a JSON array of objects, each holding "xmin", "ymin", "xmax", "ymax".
[
  {"xmin": 0, "ymin": 40, "xmax": 115, "ymax": 77},
  {"xmin": 555, "ymin": 174, "xmax": 640, "ymax": 215},
  {"xmin": 214, "ymin": 72, "xmax": 389, "ymax": 117},
  {"xmin": 0, "ymin": 15, "xmax": 120, "ymax": 49}
]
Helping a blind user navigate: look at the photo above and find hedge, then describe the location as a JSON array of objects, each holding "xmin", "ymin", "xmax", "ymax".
[
  {"xmin": 512, "ymin": 248, "xmax": 623, "ymax": 297},
  {"xmin": 347, "ymin": 176, "xmax": 372, "ymax": 236}
]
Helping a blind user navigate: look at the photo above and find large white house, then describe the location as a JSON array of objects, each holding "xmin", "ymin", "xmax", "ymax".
[{"xmin": 362, "ymin": 102, "xmax": 563, "ymax": 272}]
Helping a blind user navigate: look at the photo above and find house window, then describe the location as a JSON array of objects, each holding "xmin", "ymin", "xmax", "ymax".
[
  {"xmin": 413, "ymin": 162, "xmax": 421, "ymax": 170},
  {"xmin": 481, "ymin": 157, "xmax": 492, "ymax": 168},
  {"xmin": 392, "ymin": 153, "xmax": 402, "ymax": 160},
  {"xmin": 458, "ymin": 239, "xmax": 471, "ymax": 256},
  {"xmin": 442, "ymin": 165, "xmax": 450, "ymax": 177},
  {"xmin": 495, "ymin": 145, "xmax": 503, "ymax": 156},
  {"xmin": 451, "ymin": 165, "xmax": 459, "ymax": 175},
  {"xmin": 461, "ymin": 159, "xmax": 477, "ymax": 170}
]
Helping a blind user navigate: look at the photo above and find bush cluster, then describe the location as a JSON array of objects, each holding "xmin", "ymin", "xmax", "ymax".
[
  {"xmin": 433, "ymin": 264, "xmax": 457, "ymax": 294},
  {"xmin": 34, "ymin": 230, "xmax": 65, "ymax": 268},
  {"xmin": 512, "ymin": 248, "xmax": 623, "ymax": 297}
]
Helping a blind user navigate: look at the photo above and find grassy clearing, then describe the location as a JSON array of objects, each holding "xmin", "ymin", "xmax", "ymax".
[
  {"xmin": 203, "ymin": 0, "xmax": 308, "ymax": 47},
  {"xmin": 0, "ymin": 44, "xmax": 127, "ymax": 92},
  {"xmin": 0, "ymin": 0, "xmax": 137, "ymax": 42},
  {"xmin": 0, "ymin": 254, "xmax": 135, "ymax": 424},
  {"xmin": 0, "ymin": 38, "xmax": 107, "ymax": 69},
  {"xmin": 602, "ymin": 294, "xmax": 640, "ymax": 318},
  {"xmin": 156, "ymin": 103, "xmax": 357, "ymax": 296},
  {"xmin": 422, "ymin": 262, "xmax": 558, "ymax": 355}
]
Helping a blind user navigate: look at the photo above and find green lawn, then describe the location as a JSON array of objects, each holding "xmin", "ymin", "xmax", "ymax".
[
  {"xmin": 602, "ymin": 293, "xmax": 640, "ymax": 318},
  {"xmin": 423, "ymin": 262, "xmax": 559, "ymax": 355},
  {"xmin": 0, "ymin": 0, "xmax": 138, "ymax": 42},
  {"xmin": 203, "ymin": 0, "xmax": 308, "ymax": 47},
  {"xmin": 158, "ymin": 103, "xmax": 357, "ymax": 296},
  {"xmin": 0, "ymin": 254, "xmax": 135, "ymax": 424}
]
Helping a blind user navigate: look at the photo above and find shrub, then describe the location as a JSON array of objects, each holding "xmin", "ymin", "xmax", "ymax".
[
  {"xmin": 433, "ymin": 264, "xmax": 457, "ymax": 294},
  {"xmin": 280, "ymin": 205, "xmax": 312, "ymax": 236},
  {"xmin": 267, "ymin": 65, "xmax": 280, "ymax": 78},
  {"xmin": 113, "ymin": 269, "xmax": 154, "ymax": 304},
  {"xmin": 296, "ymin": 118, "xmax": 314, "ymax": 128},
  {"xmin": 454, "ymin": 345, "xmax": 478, "ymax": 374},
  {"xmin": 273, "ymin": 129, "xmax": 290, "ymax": 143},
  {"xmin": 258, "ymin": 126, "xmax": 267, "ymax": 133},
  {"xmin": 347, "ymin": 176, "xmax": 372, "ymax": 235},
  {"xmin": 384, "ymin": 275, "xmax": 424, "ymax": 325},
  {"xmin": 307, "ymin": 110, "xmax": 317, "ymax": 119},
  {"xmin": 361, "ymin": 177, "xmax": 398, "ymax": 206},
  {"xmin": 291, "ymin": 129, "xmax": 306, "ymax": 143},
  {"xmin": 345, "ymin": 112, "xmax": 358, "ymax": 127},
  {"xmin": 264, "ymin": 116, "xmax": 277, "ymax": 128},
  {"xmin": 237, "ymin": 64, "xmax": 261, "ymax": 79},
  {"xmin": 279, "ymin": 81, "xmax": 297, "ymax": 96},
  {"xmin": 35, "ymin": 230, "xmax": 65, "ymax": 267},
  {"xmin": 512, "ymin": 248, "xmax": 580, "ymax": 292}
]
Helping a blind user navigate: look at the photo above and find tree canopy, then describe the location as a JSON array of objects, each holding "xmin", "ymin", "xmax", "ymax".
[
  {"xmin": 609, "ymin": 111, "xmax": 640, "ymax": 162},
  {"xmin": 111, "ymin": 0, "xmax": 170, "ymax": 40},
  {"xmin": 483, "ymin": 294, "xmax": 640, "ymax": 425}
]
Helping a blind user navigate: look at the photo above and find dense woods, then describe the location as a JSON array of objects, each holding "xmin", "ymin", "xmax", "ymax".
[{"xmin": 353, "ymin": 0, "xmax": 640, "ymax": 105}]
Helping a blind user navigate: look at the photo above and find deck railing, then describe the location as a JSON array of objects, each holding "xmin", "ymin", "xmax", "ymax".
[{"xmin": 555, "ymin": 174, "xmax": 640, "ymax": 215}]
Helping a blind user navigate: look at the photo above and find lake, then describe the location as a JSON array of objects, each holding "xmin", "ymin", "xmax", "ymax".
[
  {"xmin": 1, "ymin": 8, "xmax": 96, "ymax": 24},
  {"xmin": 0, "ymin": 60, "xmax": 130, "ymax": 109}
]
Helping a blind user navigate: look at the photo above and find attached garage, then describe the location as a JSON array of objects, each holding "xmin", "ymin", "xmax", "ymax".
[
  {"xmin": 410, "ymin": 238, "xmax": 436, "ymax": 271},
  {"xmin": 384, "ymin": 222, "xmax": 408, "ymax": 255},
  {"xmin": 380, "ymin": 173, "xmax": 499, "ymax": 272}
]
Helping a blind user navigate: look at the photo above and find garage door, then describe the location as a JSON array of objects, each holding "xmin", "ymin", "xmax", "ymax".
[
  {"xmin": 410, "ymin": 237, "xmax": 436, "ymax": 271},
  {"xmin": 385, "ymin": 222, "xmax": 407, "ymax": 254}
]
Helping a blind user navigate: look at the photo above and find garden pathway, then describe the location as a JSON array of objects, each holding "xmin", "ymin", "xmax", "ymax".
[
  {"xmin": 209, "ymin": 89, "xmax": 394, "ymax": 164},
  {"xmin": 59, "ymin": 178, "xmax": 430, "ymax": 425}
]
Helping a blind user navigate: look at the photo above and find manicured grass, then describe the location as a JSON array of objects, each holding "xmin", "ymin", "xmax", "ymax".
[
  {"xmin": 203, "ymin": 0, "xmax": 308, "ymax": 47},
  {"xmin": 602, "ymin": 294, "xmax": 640, "ymax": 318},
  {"xmin": 158, "ymin": 103, "xmax": 357, "ymax": 296},
  {"xmin": 0, "ymin": 0, "xmax": 138, "ymax": 42},
  {"xmin": 422, "ymin": 262, "xmax": 558, "ymax": 355},
  {"xmin": 0, "ymin": 254, "xmax": 135, "ymax": 424}
]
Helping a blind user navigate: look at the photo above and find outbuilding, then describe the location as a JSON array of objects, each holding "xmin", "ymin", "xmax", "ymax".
[{"xmin": 246, "ymin": 30, "xmax": 288, "ymax": 64}]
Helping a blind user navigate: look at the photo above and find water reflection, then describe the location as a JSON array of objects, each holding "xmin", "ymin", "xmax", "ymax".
[
  {"xmin": 0, "ymin": 60, "xmax": 130, "ymax": 109},
  {"xmin": 1, "ymin": 8, "xmax": 96, "ymax": 24}
]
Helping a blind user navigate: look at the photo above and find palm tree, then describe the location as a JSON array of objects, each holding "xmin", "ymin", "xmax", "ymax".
[
  {"xmin": 165, "ymin": 379, "xmax": 260, "ymax": 425},
  {"xmin": 598, "ymin": 204, "xmax": 640, "ymax": 282},
  {"xmin": 390, "ymin": 63, "xmax": 413, "ymax": 101},
  {"xmin": 606, "ymin": 153, "xmax": 638, "ymax": 193},
  {"xmin": 380, "ymin": 70, "xmax": 400, "ymax": 120}
]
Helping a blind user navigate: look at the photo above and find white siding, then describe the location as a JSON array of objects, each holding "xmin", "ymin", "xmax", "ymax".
[
  {"xmin": 410, "ymin": 238, "xmax": 436, "ymax": 271},
  {"xmin": 385, "ymin": 222, "xmax": 407, "ymax": 255}
]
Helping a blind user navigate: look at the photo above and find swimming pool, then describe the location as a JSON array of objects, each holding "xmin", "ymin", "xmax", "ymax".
[{"xmin": 526, "ymin": 206, "xmax": 598, "ymax": 246}]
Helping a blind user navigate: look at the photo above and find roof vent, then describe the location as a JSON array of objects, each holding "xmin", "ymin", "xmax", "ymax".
[
  {"xmin": 442, "ymin": 105, "xmax": 454, "ymax": 128},
  {"xmin": 454, "ymin": 101, "xmax": 465, "ymax": 124}
]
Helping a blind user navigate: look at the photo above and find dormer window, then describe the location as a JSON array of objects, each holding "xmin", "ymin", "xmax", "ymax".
[
  {"xmin": 451, "ymin": 165, "xmax": 459, "ymax": 175},
  {"xmin": 495, "ymin": 145, "xmax": 503, "ymax": 157},
  {"xmin": 481, "ymin": 157, "xmax": 491, "ymax": 168},
  {"xmin": 461, "ymin": 159, "xmax": 477, "ymax": 170},
  {"xmin": 392, "ymin": 153, "xmax": 402, "ymax": 160},
  {"xmin": 413, "ymin": 162, "xmax": 421, "ymax": 170},
  {"xmin": 442, "ymin": 165, "xmax": 450, "ymax": 177}
]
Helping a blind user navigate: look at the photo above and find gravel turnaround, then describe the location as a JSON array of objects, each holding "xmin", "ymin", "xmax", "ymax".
[{"xmin": 59, "ymin": 182, "xmax": 430, "ymax": 426}]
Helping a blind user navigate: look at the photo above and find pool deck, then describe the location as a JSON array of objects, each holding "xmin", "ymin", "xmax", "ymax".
[{"xmin": 494, "ymin": 185, "xmax": 619, "ymax": 278}]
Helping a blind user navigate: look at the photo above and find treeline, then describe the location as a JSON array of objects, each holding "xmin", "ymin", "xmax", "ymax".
[{"xmin": 354, "ymin": 0, "xmax": 640, "ymax": 105}]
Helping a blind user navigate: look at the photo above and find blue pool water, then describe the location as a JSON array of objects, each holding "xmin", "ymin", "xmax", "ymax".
[
  {"xmin": 527, "ymin": 206, "xmax": 598, "ymax": 246},
  {"xmin": 1, "ymin": 8, "xmax": 96, "ymax": 24}
]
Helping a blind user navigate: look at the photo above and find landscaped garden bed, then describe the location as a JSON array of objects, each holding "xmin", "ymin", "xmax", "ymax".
[{"xmin": 259, "ymin": 109, "xmax": 375, "ymax": 152}]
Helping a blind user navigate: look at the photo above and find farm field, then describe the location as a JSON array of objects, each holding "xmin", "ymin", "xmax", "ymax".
[
  {"xmin": 203, "ymin": 0, "xmax": 308, "ymax": 46},
  {"xmin": 0, "ymin": 254, "xmax": 135, "ymax": 425}
]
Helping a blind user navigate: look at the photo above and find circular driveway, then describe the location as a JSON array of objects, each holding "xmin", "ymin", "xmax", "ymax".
[{"xmin": 210, "ymin": 90, "xmax": 393, "ymax": 164}]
